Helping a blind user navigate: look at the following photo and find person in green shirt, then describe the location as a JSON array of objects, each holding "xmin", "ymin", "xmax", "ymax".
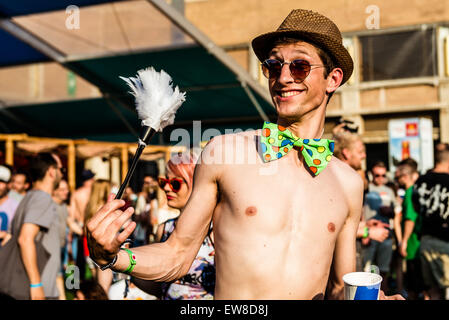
[{"xmin": 395, "ymin": 158, "xmax": 426, "ymax": 300}]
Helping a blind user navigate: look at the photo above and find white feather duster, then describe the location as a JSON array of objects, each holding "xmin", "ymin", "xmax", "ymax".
[{"xmin": 120, "ymin": 67, "xmax": 186, "ymax": 132}]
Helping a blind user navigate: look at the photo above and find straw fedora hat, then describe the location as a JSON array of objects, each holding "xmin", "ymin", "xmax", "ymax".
[{"xmin": 251, "ymin": 9, "xmax": 353, "ymax": 86}]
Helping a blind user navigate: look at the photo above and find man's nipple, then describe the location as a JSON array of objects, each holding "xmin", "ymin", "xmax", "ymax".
[
  {"xmin": 245, "ymin": 206, "xmax": 258, "ymax": 216},
  {"xmin": 327, "ymin": 222, "xmax": 336, "ymax": 233}
]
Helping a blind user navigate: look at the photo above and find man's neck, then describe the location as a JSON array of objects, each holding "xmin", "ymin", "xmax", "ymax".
[
  {"xmin": 433, "ymin": 164, "xmax": 449, "ymax": 174},
  {"xmin": 52, "ymin": 197, "xmax": 62, "ymax": 205},
  {"xmin": 277, "ymin": 111, "xmax": 326, "ymax": 139},
  {"xmin": 371, "ymin": 182, "xmax": 384, "ymax": 187},
  {"xmin": 32, "ymin": 180, "xmax": 53, "ymax": 196}
]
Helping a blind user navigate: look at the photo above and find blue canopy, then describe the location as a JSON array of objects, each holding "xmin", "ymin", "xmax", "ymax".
[
  {"xmin": 0, "ymin": 0, "xmax": 122, "ymax": 17},
  {"xmin": 0, "ymin": 28, "xmax": 48, "ymax": 67},
  {"xmin": 0, "ymin": 0, "xmax": 125, "ymax": 67}
]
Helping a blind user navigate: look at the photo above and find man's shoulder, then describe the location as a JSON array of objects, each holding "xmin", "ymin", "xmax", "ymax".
[
  {"xmin": 429, "ymin": 171, "xmax": 449, "ymax": 182},
  {"xmin": 329, "ymin": 157, "xmax": 364, "ymax": 191},
  {"xmin": 329, "ymin": 156, "xmax": 362, "ymax": 179},
  {"xmin": 368, "ymin": 183, "xmax": 387, "ymax": 192},
  {"xmin": 0, "ymin": 196, "xmax": 17, "ymax": 208},
  {"xmin": 415, "ymin": 172, "xmax": 437, "ymax": 184},
  {"xmin": 74, "ymin": 186, "xmax": 89, "ymax": 195},
  {"xmin": 22, "ymin": 190, "xmax": 56, "ymax": 224},
  {"xmin": 26, "ymin": 190, "xmax": 53, "ymax": 208},
  {"xmin": 201, "ymin": 130, "xmax": 260, "ymax": 158},
  {"xmin": 372, "ymin": 183, "xmax": 393, "ymax": 194},
  {"xmin": 204, "ymin": 130, "xmax": 260, "ymax": 146},
  {"xmin": 72, "ymin": 186, "xmax": 90, "ymax": 201},
  {"xmin": 5, "ymin": 196, "xmax": 19, "ymax": 209},
  {"xmin": 25, "ymin": 189, "xmax": 50, "ymax": 200}
]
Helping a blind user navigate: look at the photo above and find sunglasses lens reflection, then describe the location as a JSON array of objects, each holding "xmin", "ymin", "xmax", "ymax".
[
  {"xmin": 158, "ymin": 178, "xmax": 182, "ymax": 193},
  {"xmin": 262, "ymin": 60, "xmax": 282, "ymax": 78},
  {"xmin": 262, "ymin": 59, "xmax": 311, "ymax": 81},
  {"xmin": 291, "ymin": 60, "xmax": 310, "ymax": 79}
]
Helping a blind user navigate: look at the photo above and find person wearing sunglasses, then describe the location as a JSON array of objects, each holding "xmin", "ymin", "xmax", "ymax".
[
  {"xmin": 363, "ymin": 161, "xmax": 400, "ymax": 293},
  {"xmin": 152, "ymin": 153, "xmax": 215, "ymax": 300},
  {"xmin": 86, "ymin": 9, "xmax": 403, "ymax": 300}
]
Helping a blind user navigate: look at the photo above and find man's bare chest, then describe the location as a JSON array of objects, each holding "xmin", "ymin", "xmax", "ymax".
[{"xmin": 215, "ymin": 163, "xmax": 349, "ymax": 236}]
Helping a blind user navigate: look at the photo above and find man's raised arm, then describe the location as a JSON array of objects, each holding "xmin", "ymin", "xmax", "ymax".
[{"xmin": 86, "ymin": 139, "xmax": 222, "ymax": 282}]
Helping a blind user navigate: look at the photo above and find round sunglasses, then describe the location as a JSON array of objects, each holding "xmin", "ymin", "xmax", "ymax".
[
  {"xmin": 261, "ymin": 59, "xmax": 325, "ymax": 82},
  {"xmin": 158, "ymin": 177, "xmax": 184, "ymax": 193}
]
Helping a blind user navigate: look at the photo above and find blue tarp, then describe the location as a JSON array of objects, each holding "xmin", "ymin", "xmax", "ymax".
[
  {"xmin": 0, "ymin": 28, "xmax": 48, "ymax": 67},
  {"xmin": 0, "ymin": 0, "xmax": 122, "ymax": 17},
  {"xmin": 0, "ymin": 0, "xmax": 124, "ymax": 67}
]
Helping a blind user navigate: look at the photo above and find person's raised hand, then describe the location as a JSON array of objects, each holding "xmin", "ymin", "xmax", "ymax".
[{"xmin": 86, "ymin": 193, "xmax": 136, "ymax": 267}]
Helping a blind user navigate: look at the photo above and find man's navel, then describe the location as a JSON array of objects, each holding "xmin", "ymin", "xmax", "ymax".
[
  {"xmin": 327, "ymin": 222, "xmax": 336, "ymax": 233},
  {"xmin": 245, "ymin": 206, "xmax": 258, "ymax": 216}
]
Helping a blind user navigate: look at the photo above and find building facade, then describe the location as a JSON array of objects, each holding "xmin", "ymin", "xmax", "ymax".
[{"xmin": 1, "ymin": 0, "xmax": 448, "ymax": 169}]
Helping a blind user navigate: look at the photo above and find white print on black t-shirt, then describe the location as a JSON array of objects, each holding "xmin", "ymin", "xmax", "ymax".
[{"xmin": 416, "ymin": 182, "xmax": 449, "ymax": 220}]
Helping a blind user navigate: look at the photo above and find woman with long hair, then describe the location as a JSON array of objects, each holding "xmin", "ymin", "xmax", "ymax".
[
  {"xmin": 83, "ymin": 179, "xmax": 113, "ymax": 294},
  {"xmin": 84, "ymin": 179, "xmax": 112, "ymax": 225},
  {"xmin": 155, "ymin": 152, "xmax": 215, "ymax": 300}
]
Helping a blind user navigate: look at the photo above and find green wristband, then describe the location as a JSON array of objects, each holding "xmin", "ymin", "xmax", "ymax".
[
  {"xmin": 121, "ymin": 248, "xmax": 137, "ymax": 274},
  {"xmin": 363, "ymin": 226, "xmax": 369, "ymax": 238}
]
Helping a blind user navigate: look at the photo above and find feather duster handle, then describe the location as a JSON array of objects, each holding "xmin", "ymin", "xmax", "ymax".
[{"xmin": 119, "ymin": 67, "xmax": 186, "ymax": 133}]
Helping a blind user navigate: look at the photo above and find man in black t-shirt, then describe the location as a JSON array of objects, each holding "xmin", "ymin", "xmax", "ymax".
[{"xmin": 412, "ymin": 148, "xmax": 449, "ymax": 300}]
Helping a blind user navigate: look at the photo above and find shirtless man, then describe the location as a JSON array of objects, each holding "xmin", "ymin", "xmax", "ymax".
[
  {"xmin": 69, "ymin": 169, "xmax": 95, "ymax": 226},
  {"xmin": 87, "ymin": 9, "xmax": 403, "ymax": 300}
]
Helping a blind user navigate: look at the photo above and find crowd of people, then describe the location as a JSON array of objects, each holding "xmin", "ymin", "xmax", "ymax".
[
  {"xmin": 333, "ymin": 123, "xmax": 449, "ymax": 300},
  {"xmin": 0, "ymin": 151, "xmax": 216, "ymax": 300}
]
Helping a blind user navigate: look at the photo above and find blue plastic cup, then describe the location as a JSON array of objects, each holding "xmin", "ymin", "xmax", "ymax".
[{"xmin": 343, "ymin": 272, "xmax": 382, "ymax": 300}]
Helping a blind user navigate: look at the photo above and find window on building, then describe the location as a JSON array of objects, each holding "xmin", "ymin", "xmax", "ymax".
[{"xmin": 360, "ymin": 28, "xmax": 438, "ymax": 82}]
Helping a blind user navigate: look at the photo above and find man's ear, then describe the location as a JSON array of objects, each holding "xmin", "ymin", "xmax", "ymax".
[
  {"xmin": 47, "ymin": 166, "xmax": 56, "ymax": 180},
  {"xmin": 341, "ymin": 148, "xmax": 350, "ymax": 161},
  {"xmin": 326, "ymin": 67, "xmax": 343, "ymax": 94}
]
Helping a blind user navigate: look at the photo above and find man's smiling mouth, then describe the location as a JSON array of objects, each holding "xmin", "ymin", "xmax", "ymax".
[{"xmin": 276, "ymin": 90, "xmax": 304, "ymax": 98}]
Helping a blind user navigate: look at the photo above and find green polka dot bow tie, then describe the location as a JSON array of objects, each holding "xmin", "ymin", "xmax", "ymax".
[{"xmin": 260, "ymin": 121, "xmax": 334, "ymax": 176}]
